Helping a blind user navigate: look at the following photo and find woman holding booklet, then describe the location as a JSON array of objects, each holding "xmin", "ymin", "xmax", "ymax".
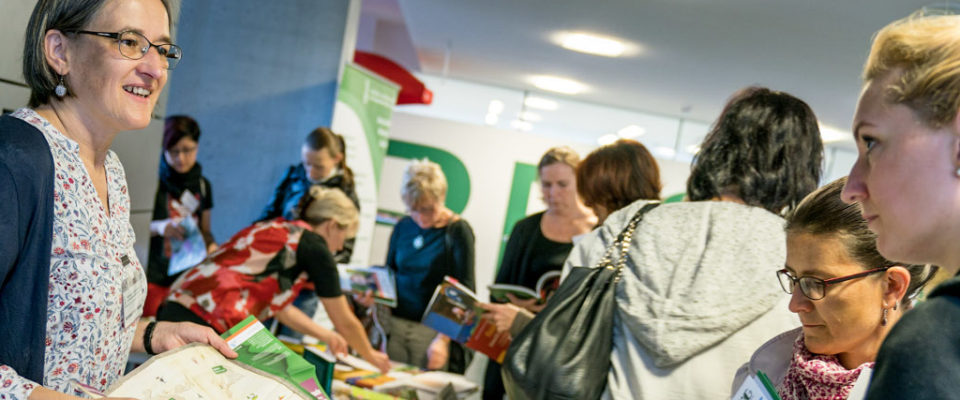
[
  {"xmin": 157, "ymin": 186, "xmax": 391, "ymax": 373},
  {"xmin": 733, "ymin": 178, "xmax": 934, "ymax": 399},
  {"xmin": 384, "ymin": 159, "xmax": 476, "ymax": 373},
  {"xmin": 479, "ymin": 146, "xmax": 601, "ymax": 399}
]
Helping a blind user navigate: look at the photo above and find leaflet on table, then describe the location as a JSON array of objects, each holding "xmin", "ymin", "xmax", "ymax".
[
  {"xmin": 223, "ymin": 315, "xmax": 331, "ymax": 400},
  {"xmin": 337, "ymin": 264, "xmax": 398, "ymax": 307},
  {"xmin": 731, "ymin": 370, "xmax": 781, "ymax": 400},
  {"xmin": 488, "ymin": 270, "xmax": 561, "ymax": 304},
  {"xmin": 167, "ymin": 215, "xmax": 208, "ymax": 276},
  {"xmin": 421, "ymin": 276, "xmax": 512, "ymax": 363},
  {"xmin": 75, "ymin": 343, "xmax": 310, "ymax": 399},
  {"xmin": 332, "ymin": 364, "xmax": 477, "ymax": 398},
  {"xmin": 280, "ymin": 336, "xmax": 339, "ymax": 397}
]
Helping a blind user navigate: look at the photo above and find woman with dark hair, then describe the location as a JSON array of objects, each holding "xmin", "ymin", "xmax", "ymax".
[
  {"xmin": 839, "ymin": 12, "xmax": 960, "ymax": 399},
  {"xmin": 0, "ymin": 0, "xmax": 234, "ymax": 398},
  {"xmin": 734, "ymin": 177, "xmax": 935, "ymax": 399},
  {"xmin": 556, "ymin": 87, "xmax": 823, "ymax": 399},
  {"xmin": 158, "ymin": 187, "xmax": 391, "ymax": 373},
  {"xmin": 143, "ymin": 115, "xmax": 218, "ymax": 317},
  {"xmin": 480, "ymin": 146, "xmax": 597, "ymax": 400},
  {"xmin": 576, "ymin": 139, "xmax": 662, "ymax": 223}
]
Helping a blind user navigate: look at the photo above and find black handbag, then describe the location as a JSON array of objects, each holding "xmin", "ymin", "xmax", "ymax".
[{"xmin": 501, "ymin": 203, "xmax": 659, "ymax": 400}]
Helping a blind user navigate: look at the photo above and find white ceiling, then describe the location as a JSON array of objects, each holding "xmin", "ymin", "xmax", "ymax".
[{"xmin": 390, "ymin": 0, "xmax": 938, "ymax": 132}]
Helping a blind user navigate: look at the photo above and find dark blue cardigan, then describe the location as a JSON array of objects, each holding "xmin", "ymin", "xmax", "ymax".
[{"xmin": 0, "ymin": 114, "xmax": 54, "ymax": 384}]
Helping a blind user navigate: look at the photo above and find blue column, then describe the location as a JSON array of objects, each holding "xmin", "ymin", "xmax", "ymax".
[{"xmin": 166, "ymin": 0, "xmax": 352, "ymax": 240}]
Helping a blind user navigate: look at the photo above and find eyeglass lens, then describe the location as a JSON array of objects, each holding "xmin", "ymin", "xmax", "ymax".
[{"xmin": 117, "ymin": 31, "xmax": 182, "ymax": 69}]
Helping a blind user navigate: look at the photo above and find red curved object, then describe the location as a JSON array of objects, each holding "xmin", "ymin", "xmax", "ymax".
[{"xmin": 354, "ymin": 50, "xmax": 433, "ymax": 105}]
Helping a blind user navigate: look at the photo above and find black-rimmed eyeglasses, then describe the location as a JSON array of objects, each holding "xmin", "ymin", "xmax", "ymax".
[
  {"xmin": 67, "ymin": 30, "xmax": 182, "ymax": 70},
  {"xmin": 777, "ymin": 266, "xmax": 890, "ymax": 300}
]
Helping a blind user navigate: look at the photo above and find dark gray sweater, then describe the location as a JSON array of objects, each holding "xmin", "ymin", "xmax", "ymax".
[{"xmin": 0, "ymin": 114, "xmax": 55, "ymax": 384}]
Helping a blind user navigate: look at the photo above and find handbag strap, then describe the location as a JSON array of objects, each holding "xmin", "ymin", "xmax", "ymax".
[{"xmin": 595, "ymin": 202, "xmax": 660, "ymax": 279}]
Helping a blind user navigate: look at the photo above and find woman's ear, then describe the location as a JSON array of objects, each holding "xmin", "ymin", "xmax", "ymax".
[
  {"xmin": 883, "ymin": 266, "xmax": 911, "ymax": 307},
  {"xmin": 43, "ymin": 29, "xmax": 71, "ymax": 75}
]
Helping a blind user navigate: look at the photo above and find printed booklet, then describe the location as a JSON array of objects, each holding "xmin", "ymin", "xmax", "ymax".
[
  {"xmin": 338, "ymin": 264, "xmax": 398, "ymax": 307},
  {"xmin": 421, "ymin": 276, "xmax": 512, "ymax": 363},
  {"xmin": 488, "ymin": 270, "xmax": 562, "ymax": 304},
  {"xmin": 222, "ymin": 315, "xmax": 330, "ymax": 399},
  {"xmin": 731, "ymin": 370, "xmax": 781, "ymax": 400}
]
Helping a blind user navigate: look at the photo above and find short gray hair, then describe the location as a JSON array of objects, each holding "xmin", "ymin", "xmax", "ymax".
[
  {"xmin": 401, "ymin": 158, "xmax": 447, "ymax": 208},
  {"xmin": 23, "ymin": 0, "xmax": 173, "ymax": 107}
]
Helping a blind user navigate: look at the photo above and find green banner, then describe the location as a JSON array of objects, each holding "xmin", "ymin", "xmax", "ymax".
[{"xmin": 335, "ymin": 64, "xmax": 399, "ymax": 185}]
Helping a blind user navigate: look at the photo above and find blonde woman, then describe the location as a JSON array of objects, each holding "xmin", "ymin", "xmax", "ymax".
[
  {"xmin": 840, "ymin": 12, "xmax": 960, "ymax": 399},
  {"xmin": 385, "ymin": 159, "xmax": 476, "ymax": 372},
  {"xmin": 158, "ymin": 187, "xmax": 391, "ymax": 372}
]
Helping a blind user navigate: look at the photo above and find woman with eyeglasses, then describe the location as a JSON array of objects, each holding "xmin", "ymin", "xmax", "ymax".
[
  {"xmin": 384, "ymin": 159, "xmax": 475, "ymax": 373},
  {"xmin": 143, "ymin": 115, "xmax": 219, "ymax": 318},
  {"xmin": 0, "ymin": 0, "xmax": 235, "ymax": 399},
  {"xmin": 733, "ymin": 177, "xmax": 934, "ymax": 400}
]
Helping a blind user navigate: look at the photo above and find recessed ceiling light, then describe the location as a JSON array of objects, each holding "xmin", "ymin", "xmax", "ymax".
[
  {"xmin": 554, "ymin": 32, "xmax": 632, "ymax": 57},
  {"xmin": 511, "ymin": 120, "xmax": 533, "ymax": 131},
  {"xmin": 488, "ymin": 100, "xmax": 505, "ymax": 115},
  {"xmin": 617, "ymin": 125, "xmax": 646, "ymax": 139},
  {"xmin": 519, "ymin": 111, "xmax": 542, "ymax": 122},
  {"xmin": 524, "ymin": 96, "xmax": 558, "ymax": 111},
  {"xmin": 597, "ymin": 134, "xmax": 618, "ymax": 145},
  {"xmin": 485, "ymin": 113, "xmax": 499, "ymax": 125},
  {"xmin": 529, "ymin": 75, "xmax": 587, "ymax": 95}
]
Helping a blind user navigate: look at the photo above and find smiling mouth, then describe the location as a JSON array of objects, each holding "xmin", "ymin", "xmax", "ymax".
[{"xmin": 123, "ymin": 86, "xmax": 152, "ymax": 98}]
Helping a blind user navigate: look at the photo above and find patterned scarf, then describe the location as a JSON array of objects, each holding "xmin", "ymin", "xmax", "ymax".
[{"xmin": 777, "ymin": 333, "xmax": 873, "ymax": 400}]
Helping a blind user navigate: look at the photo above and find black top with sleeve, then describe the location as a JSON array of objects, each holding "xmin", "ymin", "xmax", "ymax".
[
  {"xmin": 493, "ymin": 212, "xmax": 574, "ymax": 293},
  {"xmin": 295, "ymin": 229, "xmax": 342, "ymax": 298},
  {"xmin": 865, "ymin": 275, "xmax": 960, "ymax": 400},
  {"xmin": 0, "ymin": 114, "xmax": 55, "ymax": 384},
  {"xmin": 386, "ymin": 216, "xmax": 475, "ymax": 321}
]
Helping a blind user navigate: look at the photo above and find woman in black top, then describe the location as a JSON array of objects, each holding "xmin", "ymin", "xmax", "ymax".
[
  {"xmin": 481, "ymin": 147, "xmax": 596, "ymax": 400},
  {"xmin": 145, "ymin": 115, "xmax": 217, "ymax": 317},
  {"xmin": 158, "ymin": 187, "xmax": 391, "ymax": 373},
  {"xmin": 384, "ymin": 159, "xmax": 476, "ymax": 372}
]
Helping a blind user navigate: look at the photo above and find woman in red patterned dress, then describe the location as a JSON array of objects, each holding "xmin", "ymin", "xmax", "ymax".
[{"xmin": 158, "ymin": 186, "xmax": 391, "ymax": 372}]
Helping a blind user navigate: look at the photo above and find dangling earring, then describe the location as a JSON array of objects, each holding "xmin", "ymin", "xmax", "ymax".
[
  {"xmin": 881, "ymin": 307, "xmax": 889, "ymax": 326},
  {"xmin": 55, "ymin": 75, "xmax": 67, "ymax": 98}
]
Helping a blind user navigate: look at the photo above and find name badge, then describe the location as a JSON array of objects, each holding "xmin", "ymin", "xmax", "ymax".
[{"xmin": 120, "ymin": 252, "xmax": 146, "ymax": 329}]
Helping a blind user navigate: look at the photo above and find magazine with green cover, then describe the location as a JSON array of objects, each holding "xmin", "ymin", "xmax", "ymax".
[{"xmin": 222, "ymin": 315, "xmax": 331, "ymax": 400}]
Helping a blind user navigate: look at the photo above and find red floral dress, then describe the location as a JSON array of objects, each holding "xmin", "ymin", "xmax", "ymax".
[{"xmin": 167, "ymin": 219, "xmax": 325, "ymax": 333}]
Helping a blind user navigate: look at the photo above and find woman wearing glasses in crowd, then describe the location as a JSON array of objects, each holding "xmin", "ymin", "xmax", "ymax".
[
  {"xmin": 733, "ymin": 178, "xmax": 934, "ymax": 400},
  {"xmin": 839, "ymin": 12, "xmax": 960, "ymax": 399},
  {"xmin": 557, "ymin": 87, "xmax": 821, "ymax": 399},
  {"xmin": 0, "ymin": 0, "xmax": 235, "ymax": 399},
  {"xmin": 143, "ymin": 115, "xmax": 219, "ymax": 318},
  {"xmin": 385, "ymin": 159, "xmax": 475, "ymax": 373}
]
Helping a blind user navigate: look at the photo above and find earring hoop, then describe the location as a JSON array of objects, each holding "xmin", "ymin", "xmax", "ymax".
[{"xmin": 55, "ymin": 75, "xmax": 67, "ymax": 97}]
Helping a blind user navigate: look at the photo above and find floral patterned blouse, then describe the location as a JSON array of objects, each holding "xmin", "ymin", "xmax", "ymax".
[{"xmin": 0, "ymin": 109, "xmax": 145, "ymax": 399}]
